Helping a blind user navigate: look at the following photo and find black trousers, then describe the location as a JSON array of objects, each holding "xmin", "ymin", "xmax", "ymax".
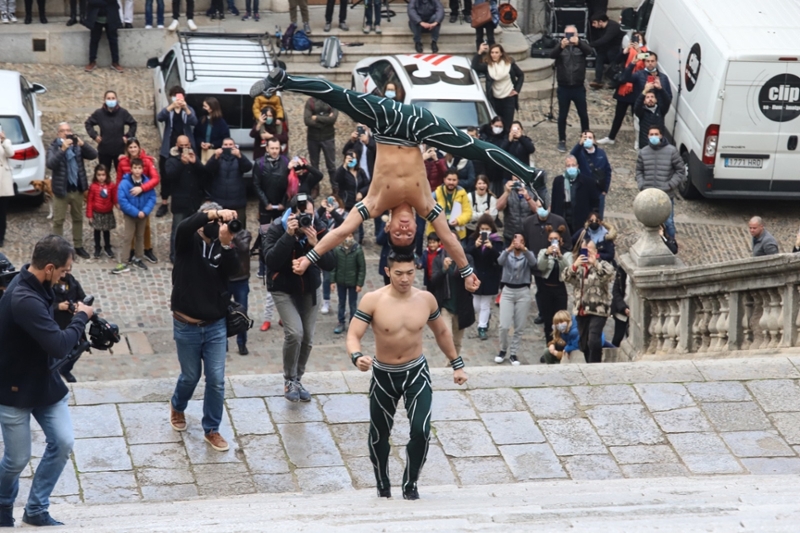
[
  {"xmin": 0, "ymin": 196, "xmax": 9, "ymax": 243},
  {"xmin": 557, "ymin": 84, "xmax": 590, "ymax": 143},
  {"xmin": 612, "ymin": 317, "xmax": 628, "ymax": 347},
  {"xmin": 89, "ymin": 22, "xmax": 119, "ymax": 64},
  {"xmin": 493, "ymin": 96, "xmax": 516, "ymax": 132},
  {"xmin": 450, "ymin": 0, "xmax": 471, "ymax": 16},
  {"xmin": 307, "ymin": 138, "xmax": 336, "ymax": 183},
  {"xmin": 24, "ymin": 0, "xmax": 46, "ymax": 17},
  {"xmin": 474, "ymin": 23, "xmax": 495, "ymax": 51},
  {"xmin": 535, "ymin": 278, "xmax": 568, "ymax": 343},
  {"xmin": 98, "ymin": 153, "xmax": 116, "ymax": 179},
  {"xmin": 159, "ymin": 155, "xmax": 169, "ymax": 200},
  {"xmin": 325, "ymin": 0, "xmax": 346, "ymax": 23},
  {"xmin": 172, "ymin": 0, "xmax": 194, "ymax": 19},
  {"xmin": 608, "ymin": 99, "xmax": 634, "ymax": 141},
  {"xmin": 577, "ymin": 314, "xmax": 607, "ymax": 363},
  {"xmin": 69, "ymin": 0, "xmax": 86, "ymax": 18}
]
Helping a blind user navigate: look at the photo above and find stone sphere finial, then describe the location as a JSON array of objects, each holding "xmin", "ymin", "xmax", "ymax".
[{"xmin": 633, "ymin": 189, "xmax": 672, "ymax": 228}]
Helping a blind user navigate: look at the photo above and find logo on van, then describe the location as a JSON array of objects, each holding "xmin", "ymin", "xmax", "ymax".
[
  {"xmin": 759, "ymin": 74, "xmax": 800, "ymax": 122},
  {"xmin": 684, "ymin": 43, "xmax": 701, "ymax": 92}
]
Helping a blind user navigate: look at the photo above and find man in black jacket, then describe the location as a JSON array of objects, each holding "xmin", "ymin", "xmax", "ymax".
[
  {"xmin": 169, "ymin": 203, "xmax": 240, "ymax": 453},
  {"xmin": 0, "ymin": 235, "xmax": 92, "ymax": 528},
  {"xmin": 633, "ymin": 88, "xmax": 671, "ymax": 150},
  {"xmin": 164, "ymin": 135, "xmax": 204, "ymax": 263},
  {"xmin": 204, "ymin": 138, "xmax": 253, "ymax": 227},
  {"xmin": 342, "ymin": 125, "xmax": 376, "ymax": 182},
  {"xmin": 253, "ymin": 138, "xmax": 289, "ymax": 225},
  {"xmin": 263, "ymin": 194, "xmax": 335, "ymax": 402},
  {"xmin": 550, "ymin": 26, "xmax": 592, "ymax": 153},
  {"xmin": 589, "ymin": 13, "xmax": 624, "ymax": 89},
  {"xmin": 46, "ymin": 122, "xmax": 98, "ymax": 260}
]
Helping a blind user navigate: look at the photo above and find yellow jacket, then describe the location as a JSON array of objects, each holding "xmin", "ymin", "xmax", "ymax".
[
  {"xmin": 252, "ymin": 95, "xmax": 285, "ymax": 122},
  {"xmin": 426, "ymin": 185, "xmax": 473, "ymax": 240}
]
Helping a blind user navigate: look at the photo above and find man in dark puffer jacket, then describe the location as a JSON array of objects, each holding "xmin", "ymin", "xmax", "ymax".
[{"xmin": 204, "ymin": 138, "xmax": 253, "ymax": 226}]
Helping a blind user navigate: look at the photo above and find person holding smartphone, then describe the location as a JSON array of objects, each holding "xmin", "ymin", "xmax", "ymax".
[
  {"xmin": 563, "ymin": 238, "xmax": 614, "ymax": 363},
  {"xmin": 549, "ymin": 25, "xmax": 592, "ymax": 153},
  {"xmin": 588, "ymin": 13, "xmax": 624, "ymax": 90},
  {"xmin": 598, "ymin": 31, "xmax": 649, "ymax": 146},
  {"xmin": 156, "ymin": 86, "xmax": 197, "ymax": 219},
  {"xmin": 204, "ymin": 138, "xmax": 253, "ymax": 227},
  {"xmin": 625, "ymin": 51, "xmax": 673, "ymax": 109},
  {"xmin": 536, "ymin": 230, "xmax": 572, "ymax": 343}
]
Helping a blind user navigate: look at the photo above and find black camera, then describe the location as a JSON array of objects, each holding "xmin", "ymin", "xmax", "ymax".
[
  {"xmin": 50, "ymin": 295, "xmax": 121, "ymax": 373},
  {"xmin": 227, "ymin": 218, "xmax": 243, "ymax": 233},
  {"xmin": 356, "ymin": 126, "xmax": 365, "ymax": 136},
  {"xmin": 68, "ymin": 134, "xmax": 79, "ymax": 144},
  {"xmin": 0, "ymin": 257, "xmax": 18, "ymax": 298},
  {"xmin": 510, "ymin": 181, "xmax": 522, "ymax": 190},
  {"xmin": 298, "ymin": 213, "xmax": 313, "ymax": 227}
]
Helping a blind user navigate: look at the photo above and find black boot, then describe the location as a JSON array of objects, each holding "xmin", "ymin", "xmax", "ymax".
[
  {"xmin": 24, "ymin": 0, "xmax": 32, "ymax": 23},
  {"xmin": 37, "ymin": 0, "xmax": 47, "ymax": 23},
  {"xmin": 0, "ymin": 504, "xmax": 13, "ymax": 527}
]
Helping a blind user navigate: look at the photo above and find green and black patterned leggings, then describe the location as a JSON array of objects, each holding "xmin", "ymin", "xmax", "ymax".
[
  {"xmin": 369, "ymin": 355, "xmax": 432, "ymax": 493},
  {"xmin": 276, "ymin": 74, "xmax": 544, "ymax": 187}
]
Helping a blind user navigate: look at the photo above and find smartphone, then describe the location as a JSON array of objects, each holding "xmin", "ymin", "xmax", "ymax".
[
  {"xmin": 631, "ymin": 35, "xmax": 639, "ymax": 44},
  {"xmin": 356, "ymin": 126, "xmax": 365, "ymax": 136},
  {"xmin": 327, "ymin": 196, "xmax": 335, "ymax": 206},
  {"xmin": 291, "ymin": 156, "xmax": 300, "ymax": 164},
  {"xmin": 182, "ymin": 148, "xmax": 189, "ymax": 156},
  {"xmin": 481, "ymin": 231, "xmax": 489, "ymax": 242},
  {"xmin": 565, "ymin": 32, "xmax": 575, "ymax": 39},
  {"xmin": 223, "ymin": 147, "xmax": 233, "ymax": 156},
  {"xmin": 647, "ymin": 75, "xmax": 656, "ymax": 83},
  {"xmin": 637, "ymin": 52, "xmax": 649, "ymax": 60},
  {"xmin": 580, "ymin": 248, "xmax": 588, "ymax": 257},
  {"xmin": 551, "ymin": 238, "xmax": 559, "ymax": 248}
]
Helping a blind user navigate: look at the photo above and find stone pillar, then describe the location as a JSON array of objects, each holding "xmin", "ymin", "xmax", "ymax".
[
  {"xmin": 727, "ymin": 291, "xmax": 743, "ymax": 350},
  {"xmin": 782, "ymin": 284, "xmax": 798, "ymax": 347},
  {"xmin": 627, "ymin": 189, "xmax": 684, "ymax": 268}
]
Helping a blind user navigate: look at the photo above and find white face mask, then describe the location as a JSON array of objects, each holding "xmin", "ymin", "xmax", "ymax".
[
  {"xmin": 492, "ymin": 126, "xmax": 503, "ymax": 135},
  {"xmin": 556, "ymin": 323, "xmax": 568, "ymax": 332}
]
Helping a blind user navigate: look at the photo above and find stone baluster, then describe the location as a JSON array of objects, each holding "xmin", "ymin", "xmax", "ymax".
[
  {"xmin": 654, "ymin": 300, "xmax": 668, "ymax": 353},
  {"xmin": 796, "ymin": 286, "xmax": 800, "ymax": 346},
  {"xmin": 692, "ymin": 297, "xmax": 705, "ymax": 352},
  {"xmin": 697, "ymin": 296, "xmax": 712, "ymax": 352},
  {"xmin": 707, "ymin": 296, "xmax": 720, "ymax": 352},
  {"xmin": 741, "ymin": 292, "xmax": 754, "ymax": 350},
  {"xmin": 647, "ymin": 300, "xmax": 660, "ymax": 354},
  {"xmin": 768, "ymin": 288, "xmax": 783, "ymax": 348},
  {"xmin": 712, "ymin": 294, "xmax": 730, "ymax": 352},
  {"xmin": 664, "ymin": 300, "xmax": 681, "ymax": 353},
  {"xmin": 754, "ymin": 290, "xmax": 770, "ymax": 349}
]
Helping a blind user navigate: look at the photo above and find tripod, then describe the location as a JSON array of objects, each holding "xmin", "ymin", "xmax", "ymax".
[{"xmin": 532, "ymin": 63, "xmax": 560, "ymax": 128}]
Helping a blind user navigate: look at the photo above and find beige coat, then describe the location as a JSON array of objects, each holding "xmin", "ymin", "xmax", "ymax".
[{"xmin": 0, "ymin": 139, "xmax": 14, "ymax": 198}]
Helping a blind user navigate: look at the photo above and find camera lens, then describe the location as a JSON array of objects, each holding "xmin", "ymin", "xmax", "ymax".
[
  {"xmin": 228, "ymin": 219, "xmax": 242, "ymax": 233},
  {"xmin": 298, "ymin": 213, "xmax": 313, "ymax": 227}
]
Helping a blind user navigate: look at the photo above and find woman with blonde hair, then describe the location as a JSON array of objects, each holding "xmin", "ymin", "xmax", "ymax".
[
  {"xmin": 541, "ymin": 311, "xmax": 578, "ymax": 364},
  {"xmin": 472, "ymin": 42, "xmax": 524, "ymax": 130}
]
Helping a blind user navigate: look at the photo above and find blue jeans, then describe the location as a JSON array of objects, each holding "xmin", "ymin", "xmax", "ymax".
[
  {"xmin": 664, "ymin": 197, "xmax": 676, "ymax": 238},
  {"xmin": 145, "ymin": 0, "xmax": 165, "ymax": 25},
  {"xmin": 409, "ymin": 20, "xmax": 441, "ymax": 43},
  {"xmin": 0, "ymin": 395, "xmax": 73, "ymax": 517},
  {"xmin": 171, "ymin": 317, "xmax": 227, "ymax": 434},
  {"xmin": 364, "ymin": 0, "xmax": 381, "ymax": 26},
  {"xmin": 229, "ymin": 280, "xmax": 250, "ymax": 347},
  {"xmin": 337, "ymin": 285, "xmax": 358, "ymax": 325}
]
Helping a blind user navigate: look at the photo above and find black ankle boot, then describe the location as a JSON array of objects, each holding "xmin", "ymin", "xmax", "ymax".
[
  {"xmin": 402, "ymin": 486, "xmax": 419, "ymax": 500},
  {"xmin": 377, "ymin": 487, "xmax": 391, "ymax": 498}
]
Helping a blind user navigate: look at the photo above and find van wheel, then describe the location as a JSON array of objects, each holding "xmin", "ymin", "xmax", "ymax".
[{"xmin": 679, "ymin": 151, "xmax": 701, "ymax": 200}]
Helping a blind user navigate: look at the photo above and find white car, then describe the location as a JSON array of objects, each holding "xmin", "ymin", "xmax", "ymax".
[
  {"xmin": 351, "ymin": 54, "xmax": 496, "ymax": 129},
  {"xmin": 0, "ymin": 70, "xmax": 47, "ymax": 199}
]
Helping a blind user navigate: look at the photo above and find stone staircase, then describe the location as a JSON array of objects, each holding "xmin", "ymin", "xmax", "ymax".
[{"xmin": 45, "ymin": 475, "xmax": 800, "ymax": 531}]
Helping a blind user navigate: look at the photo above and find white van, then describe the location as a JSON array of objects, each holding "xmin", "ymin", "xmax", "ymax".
[
  {"xmin": 146, "ymin": 32, "xmax": 284, "ymax": 156},
  {"xmin": 646, "ymin": 0, "xmax": 800, "ymax": 199}
]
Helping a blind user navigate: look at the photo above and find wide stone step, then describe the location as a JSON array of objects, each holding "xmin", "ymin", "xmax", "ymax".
[{"xmin": 49, "ymin": 475, "xmax": 800, "ymax": 532}]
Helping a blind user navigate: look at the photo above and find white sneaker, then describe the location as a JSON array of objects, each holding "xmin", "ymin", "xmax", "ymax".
[
  {"xmin": 494, "ymin": 351, "xmax": 506, "ymax": 364},
  {"xmin": 157, "ymin": 24, "xmax": 164, "ymax": 28},
  {"xmin": 145, "ymin": 24, "xmax": 153, "ymax": 29},
  {"xmin": 168, "ymin": 19, "xmax": 179, "ymax": 31},
  {"xmin": 1, "ymin": 13, "xmax": 8, "ymax": 23},
  {"xmin": 187, "ymin": 18, "xmax": 197, "ymax": 30},
  {"xmin": 8, "ymin": 13, "xmax": 16, "ymax": 22},
  {"xmin": 597, "ymin": 137, "xmax": 615, "ymax": 145},
  {"xmin": 320, "ymin": 300, "xmax": 330, "ymax": 314}
]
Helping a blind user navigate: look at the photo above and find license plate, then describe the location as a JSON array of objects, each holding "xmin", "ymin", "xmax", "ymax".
[{"xmin": 725, "ymin": 158, "xmax": 763, "ymax": 168}]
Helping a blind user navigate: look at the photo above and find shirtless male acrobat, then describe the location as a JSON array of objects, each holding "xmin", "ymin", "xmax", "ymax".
[
  {"xmin": 346, "ymin": 250, "xmax": 468, "ymax": 501},
  {"xmin": 251, "ymin": 68, "xmax": 546, "ymax": 292}
]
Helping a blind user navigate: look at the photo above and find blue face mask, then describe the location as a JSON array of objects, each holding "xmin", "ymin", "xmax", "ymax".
[
  {"xmin": 265, "ymin": 117, "xmax": 274, "ymax": 125},
  {"xmin": 583, "ymin": 139, "xmax": 594, "ymax": 149},
  {"xmin": 106, "ymin": 100, "xmax": 117, "ymax": 108},
  {"xmin": 385, "ymin": 90, "xmax": 396, "ymax": 99},
  {"xmin": 537, "ymin": 207, "xmax": 549, "ymax": 218},
  {"xmin": 565, "ymin": 167, "xmax": 579, "ymax": 178},
  {"xmin": 649, "ymin": 135, "xmax": 661, "ymax": 146},
  {"xmin": 347, "ymin": 159, "xmax": 357, "ymax": 168}
]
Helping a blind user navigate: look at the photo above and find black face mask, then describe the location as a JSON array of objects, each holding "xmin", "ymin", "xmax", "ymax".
[
  {"xmin": 589, "ymin": 222, "xmax": 600, "ymax": 230},
  {"xmin": 203, "ymin": 222, "xmax": 220, "ymax": 241}
]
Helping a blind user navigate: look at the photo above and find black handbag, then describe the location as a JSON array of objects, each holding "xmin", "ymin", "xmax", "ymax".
[{"xmin": 226, "ymin": 301, "xmax": 253, "ymax": 338}]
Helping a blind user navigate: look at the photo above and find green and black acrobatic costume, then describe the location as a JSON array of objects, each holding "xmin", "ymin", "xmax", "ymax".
[{"xmin": 250, "ymin": 68, "xmax": 546, "ymax": 189}]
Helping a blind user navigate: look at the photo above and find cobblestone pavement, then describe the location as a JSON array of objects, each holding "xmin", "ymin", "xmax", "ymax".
[
  {"xmin": 0, "ymin": 63, "xmax": 798, "ymax": 380},
  {"xmin": 5, "ymin": 357, "xmax": 800, "ymax": 507}
]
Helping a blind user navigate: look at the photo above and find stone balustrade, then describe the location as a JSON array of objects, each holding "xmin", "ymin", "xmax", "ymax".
[{"xmin": 619, "ymin": 253, "xmax": 800, "ymax": 361}]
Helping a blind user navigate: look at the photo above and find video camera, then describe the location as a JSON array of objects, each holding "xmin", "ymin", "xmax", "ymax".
[{"xmin": 50, "ymin": 295, "xmax": 121, "ymax": 373}]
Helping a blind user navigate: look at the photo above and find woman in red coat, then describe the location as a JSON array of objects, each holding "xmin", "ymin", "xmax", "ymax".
[{"xmin": 117, "ymin": 138, "xmax": 160, "ymax": 263}]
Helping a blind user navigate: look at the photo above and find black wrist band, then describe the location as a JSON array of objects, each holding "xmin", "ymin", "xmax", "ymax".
[
  {"xmin": 459, "ymin": 265, "xmax": 474, "ymax": 279},
  {"xmin": 449, "ymin": 356, "xmax": 465, "ymax": 370},
  {"xmin": 351, "ymin": 352, "xmax": 364, "ymax": 367},
  {"xmin": 306, "ymin": 249, "xmax": 321, "ymax": 264}
]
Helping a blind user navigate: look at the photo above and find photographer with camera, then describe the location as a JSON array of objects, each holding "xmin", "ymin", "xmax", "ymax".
[
  {"xmin": 47, "ymin": 122, "xmax": 98, "ymax": 260},
  {"xmin": 263, "ymin": 193, "xmax": 335, "ymax": 402},
  {"xmin": 496, "ymin": 176, "xmax": 540, "ymax": 247},
  {"xmin": 205, "ymin": 138, "xmax": 253, "ymax": 227},
  {"xmin": 0, "ymin": 235, "xmax": 93, "ymax": 527},
  {"xmin": 169, "ymin": 203, "xmax": 240, "ymax": 452}
]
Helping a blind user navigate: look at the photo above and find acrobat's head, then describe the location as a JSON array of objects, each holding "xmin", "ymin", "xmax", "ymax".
[{"xmin": 386, "ymin": 203, "xmax": 417, "ymax": 249}]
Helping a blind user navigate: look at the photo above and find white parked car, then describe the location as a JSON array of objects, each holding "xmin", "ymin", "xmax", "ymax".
[
  {"xmin": 351, "ymin": 54, "xmax": 496, "ymax": 129},
  {"xmin": 0, "ymin": 70, "xmax": 47, "ymax": 199}
]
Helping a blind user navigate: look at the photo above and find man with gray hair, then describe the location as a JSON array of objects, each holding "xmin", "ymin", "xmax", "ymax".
[
  {"xmin": 46, "ymin": 123, "xmax": 97, "ymax": 260},
  {"xmin": 168, "ymin": 202, "xmax": 240, "ymax": 453},
  {"xmin": 749, "ymin": 217, "xmax": 780, "ymax": 257}
]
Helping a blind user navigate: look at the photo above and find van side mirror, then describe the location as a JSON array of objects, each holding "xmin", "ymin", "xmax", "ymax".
[
  {"xmin": 30, "ymin": 83, "xmax": 47, "ymax": 95},
  {"xmin": 146, "ymin": 57, "xmax": 160, "ymax": 69}
]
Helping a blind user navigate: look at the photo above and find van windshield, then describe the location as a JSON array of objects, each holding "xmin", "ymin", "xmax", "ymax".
[
  {"xmin": 185, "ymin": 94, "xmax": 255, "ymax": 131},
  {"xmin": 0, "ymin": 116, "xmax": 29, "ymax": 145}
]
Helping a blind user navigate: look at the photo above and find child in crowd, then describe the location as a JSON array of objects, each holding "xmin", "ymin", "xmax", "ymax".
[
  {"xmin": 496, "ymin": 233, "xmax": 537, "ymax": 366},
  {"xmin": 251, "ymin": 94, "xmax": 284, "ymax": 124},
  {"xmin": 52, "ymin": 268, "xmax": 87, "ymax": 383},
  {"xmin": 86, "ymin": 165, "xmax": 117, "ymax": 259},
  {"xmin": 420, "ymin": 232, "xmax": 444, "ymax": 292},
  {"xmin": 331, "ymin": 232, "xmax": 365, "ymax": 334},
  {"xmin": 114, "ymin": 159, "xmax": 156, "ymax": 272},
  {"xmin": 318, "ymin": 195, "xmax": 345, "ymax": 314},
  {"xmin": 542, "ymin": 311, "xmax": 579, "ymax": 364}
]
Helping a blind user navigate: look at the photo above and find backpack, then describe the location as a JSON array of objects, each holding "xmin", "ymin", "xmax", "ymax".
[
  {"xmin": 281, "ymin": 23, "xmax": 296, "ymax": 50},
  {"xmin": 292, "ymin": 30, "xmax": 312, "ymax": 52},
  {"xmin": 320, "ymin": 36, "xmax": 343, "ymax": 69}
]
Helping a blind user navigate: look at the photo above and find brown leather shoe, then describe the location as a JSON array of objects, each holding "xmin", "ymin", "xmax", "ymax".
[
  {"xmin": 110, "ymin": 63, "xmax": 124, "ymax": 73},
  {"xmin": 169, "ymin": 404, "xmax": 187, "ymax": 431},
  {"xmin": 84, "ymin": 61, "xmax": 97, "ymax": 72},
  {"xmin": 204, "ymin": 431, "xmax": 229, "ymax": 451}
]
